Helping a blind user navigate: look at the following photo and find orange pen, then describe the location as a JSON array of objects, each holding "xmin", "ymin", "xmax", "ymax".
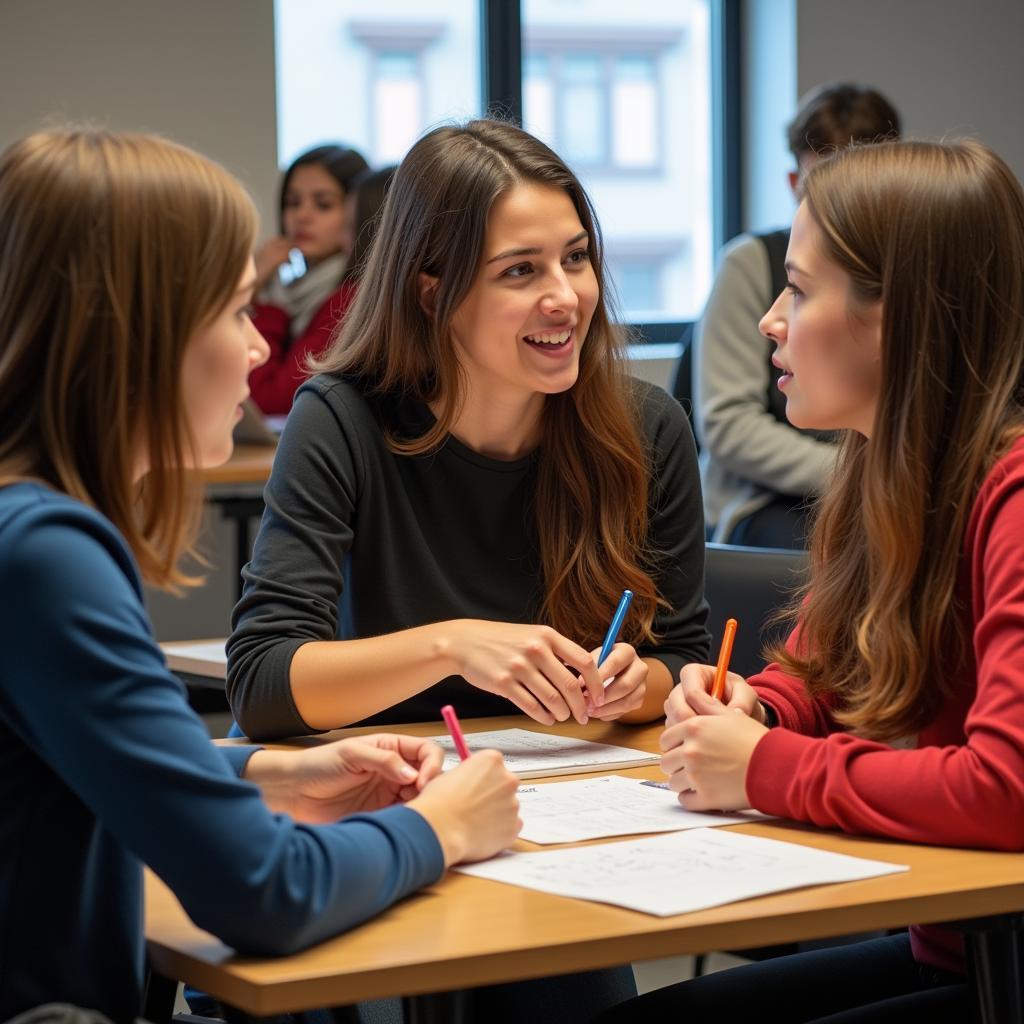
[{"xmin": 710, "ymin": 617, "xmax": 738, "ymax": 701}]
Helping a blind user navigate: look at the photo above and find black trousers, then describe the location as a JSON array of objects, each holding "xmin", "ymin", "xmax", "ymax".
[{"xmin": 592, "ymin": 934, "xmax": 966, "ymax": 1024}]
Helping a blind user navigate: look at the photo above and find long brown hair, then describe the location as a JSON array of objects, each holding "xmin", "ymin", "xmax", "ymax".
[
  {"xmin": 0, "ymin": 129, "xmax": 257, "ymax": 587},
  {"xmin": 774, "ymin": 140, "xmax": 1024, "ymax": 740},
  {"xmin": 310, "ymin": 119, "xmax": 663, "ymax": 646}
]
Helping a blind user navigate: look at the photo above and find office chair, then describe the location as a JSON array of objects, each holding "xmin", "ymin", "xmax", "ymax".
[
  {"xmin": 703, "ymin": 542, "xmax": 808, "ymax": 679},
  {"xmin": 668, "ymin": 322, "xmax": 697, "ymax": 451},
  {"xmin": 694, "ymin": 543, "xmax": 809, "ymax": 975}
]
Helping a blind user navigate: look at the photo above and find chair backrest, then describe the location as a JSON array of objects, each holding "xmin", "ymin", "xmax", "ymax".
[
  {"xmin": 668, "ymin": 322, "xmax": 697, "ymax": 450},
  {"xmin": 704, "ymin": 542, "xmax": 809, "ymax": 678}
]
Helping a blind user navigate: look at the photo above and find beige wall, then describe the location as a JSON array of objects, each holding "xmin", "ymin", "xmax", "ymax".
[
  {"xmin": 0, "ymin": 0, "xmax": 279, "ymax": 232},
  {"xmin": 796, "ymin": 0, "xmax": 1024, "ymax": 183},
  {"xmin": 3, "ymin": 0, "xmax": 1022, "ymax": 637},
  {"xmin": 2, "ymin": 0, "xmax": 1021, "ymax": 245}
]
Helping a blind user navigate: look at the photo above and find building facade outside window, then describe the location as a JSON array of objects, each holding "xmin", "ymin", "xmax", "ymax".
[{"xmin": 275, "ymin": 0, "xmax": 712, "ymax": 324}]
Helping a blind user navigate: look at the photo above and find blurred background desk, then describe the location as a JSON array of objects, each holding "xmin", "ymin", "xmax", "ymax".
[{"xmin": 201, "ymin": 443, "xmax": 276, "ymax": 601}]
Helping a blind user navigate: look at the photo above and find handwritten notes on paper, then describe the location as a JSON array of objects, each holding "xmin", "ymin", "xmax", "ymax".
[
  {"xmin": 456, "ymin": 828, "xmax": 907, "ymax": 916},
  {"xmin": 517, "ymin": 775, "xmax": 770, "ymax": 844},
  {"xmin": 427, "ymin": 728, "xmax": 658, "ymax": 779}
]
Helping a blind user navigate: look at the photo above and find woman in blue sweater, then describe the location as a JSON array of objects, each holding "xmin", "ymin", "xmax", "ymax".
[{"xmin": 0, "ymin": 129, "xmax": 520, "ymax": 1023}]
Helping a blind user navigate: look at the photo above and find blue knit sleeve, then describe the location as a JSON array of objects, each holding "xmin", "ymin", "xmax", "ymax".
[{"xmin": 0, "ymin": 495, "xmax": 444, "ymax": 955}]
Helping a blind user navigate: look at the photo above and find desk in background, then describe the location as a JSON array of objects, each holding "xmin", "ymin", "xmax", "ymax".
[
  {"xmin": 200, "ymin": 443, "xmax": 275, "ymax": 601},
  {"xmin": 144, "ymin": 717, "xmax": 1024, "ymax": 1023}
]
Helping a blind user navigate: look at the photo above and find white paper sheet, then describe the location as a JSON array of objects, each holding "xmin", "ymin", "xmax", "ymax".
[
  {"xmin": 456, "ymin": 828, "xmax": 907, "ymax": 916},
  {"xmin": 161, "ymin": 640, "xmax": 228, "ymax": 677},
  {"xmin": 427, "ymin": 728, "xmax": 658, "ymax": 779},
  {"xmin": 517, "ymin": 775, "xmax": 770, "ymax": 844}
]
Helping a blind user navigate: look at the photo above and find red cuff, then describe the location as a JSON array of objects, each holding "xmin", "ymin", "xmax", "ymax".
[{"xmin": 745, "ymin": 726, "xmax": 819, "ymax": 817}]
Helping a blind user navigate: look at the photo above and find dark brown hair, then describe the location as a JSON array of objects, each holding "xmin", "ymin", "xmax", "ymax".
[
  {"xmin": 787, "ymin": 83, "xmax": 901, "ymax": 163},
  {"xmin": 340, "ymin": 164, "xmax": 397, "ymax": 286},
  {"xmin": 0, "ymin": 129, "xmax": 257, "ymax": 587},
  {"xmin": 277, "ymin": 143, "xmax": 368, "ymax": 234},
  {"xmin": 774, "ymin": 140, "xmax": 1024, "ymax": 740},
  {"xmin": 311, "ymin": 120, "xmax": 664, "ymax": 646}
]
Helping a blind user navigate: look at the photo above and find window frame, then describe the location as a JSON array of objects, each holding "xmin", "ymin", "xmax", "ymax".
[{"xmin": 481, "ymin": 0, "xmax": 741, "ymax": 340}]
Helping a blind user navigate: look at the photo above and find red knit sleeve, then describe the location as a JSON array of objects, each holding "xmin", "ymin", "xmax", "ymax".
[
  {"xmin": 746, "ymin": 453, "xmax": 1024, "ymax": 850},
  {"xmin": 248, "ymin": 284, "xmax": 357, "ymax": 416},
  {"xmin": 747, "ymin": 623, "xmax": 839, "ymax": 737}
]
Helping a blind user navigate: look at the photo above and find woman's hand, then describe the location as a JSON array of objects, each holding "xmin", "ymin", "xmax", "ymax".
[
  {"xmin": 408, "ymin": 750, "xmax": 521, "ymax": 866},
  {"xmin": 441, "ymin": 620, "xmax": 605, "ymax": 726},
  {"xmin": 253, "ymin": 235, "xmax": 295, "ymax": 291},
  {"xmin": 244, "ymin": 733, "xmax": 444, "ymax": 823},
  {"xmin": 659, "ymin": 704, "xmax": 769, "ymax": 812},
  {"xmin": 584, "ymin": 643, "xmax": 647, "ymax": 721},
  {"xmin": 665, "ymin": 663, "xmax": 768, "ymax": 727}
]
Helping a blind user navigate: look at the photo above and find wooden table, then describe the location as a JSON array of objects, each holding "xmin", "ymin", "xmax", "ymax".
[
  {"xmin": 201, "ymin": 443, "xmax": 276, "ymax": 489},
  {"xmin": 196, "ymin": 444, "xmax": 276, "ymax": 600},
  {"xmin": 145, "ymin": 717, "xmax": 1024, "ymax": 1022}
]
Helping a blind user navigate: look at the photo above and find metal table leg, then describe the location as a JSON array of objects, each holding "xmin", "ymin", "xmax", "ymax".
[
  {"xmin": 955, "ymin": 913, "xmax": 1024, "ymax": 1024},
  {"xmin": 402, "ymin": 990, "xmax": 470, "ymax": 1024}
]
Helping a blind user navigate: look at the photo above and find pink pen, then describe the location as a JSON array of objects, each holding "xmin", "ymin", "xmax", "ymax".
[{"xmin": 441, "ymin": 704, "xmax": 472, "ymax": 761}]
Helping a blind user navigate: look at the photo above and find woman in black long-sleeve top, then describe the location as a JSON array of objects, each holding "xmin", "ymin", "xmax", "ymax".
[{"xmin": 228, "ymin": 119, "xmax": 710, "ymax": 742}]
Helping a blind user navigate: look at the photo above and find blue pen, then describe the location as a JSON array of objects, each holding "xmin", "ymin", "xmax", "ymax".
[{"xmin": 597, "ymin": 589, "xmax": 634, "ymax": 667}]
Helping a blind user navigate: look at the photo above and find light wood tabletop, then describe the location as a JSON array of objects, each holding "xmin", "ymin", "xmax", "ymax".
[
  {"xmin": 145, "ymin": 716, "xmax": 1024, "ymax": 1017},
  {"xmin": 198, "ymin": 443, "xmax": 276, "ymax": 488}
]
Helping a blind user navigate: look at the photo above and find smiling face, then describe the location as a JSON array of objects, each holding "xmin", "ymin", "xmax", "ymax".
[
  {"xmin": 444, "ymin": 182, "xmax": 599, "ymax": 411},
  {"xmin": 759, "ymin": 201, "xmax": 883, "ymax": 438},
  {"xmin": 181, "ymin": 258, "xmax": 270, "ymax": 467},
  {"xmin": 281, "ymin": 164, "xmax": 349, "ymax": 266}
]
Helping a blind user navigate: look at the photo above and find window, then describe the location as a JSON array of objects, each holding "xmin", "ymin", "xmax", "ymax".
[
  {"xmin": 524, "ymin": 47, "xmax": 664, "ymax": 174},
  {"xmin": 370, "ymin": 51, "xmax": 423, "ymax": 164},
  {"xmin": 276, "ymin": 0, "xmax": 721, "ymax": 325},
  {"xmin": 275, "ymin": 1, "xmax": 479, "ymax": 168},
  {"xmin": 522, "ymin": 1, "xmax": 713, "ymax": 323},
  {"xmin": 617, "ymin": 262, "xmax": 661, "ymax": 314}
]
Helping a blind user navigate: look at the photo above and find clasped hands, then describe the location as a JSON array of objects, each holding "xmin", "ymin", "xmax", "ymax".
[
  {"xmin": 660, "ymin": 665, "xmax": 771, "ymax": 812},
  {"xmin": 445, "ymin": 619, "xmax": 647, "ymax": 726}
]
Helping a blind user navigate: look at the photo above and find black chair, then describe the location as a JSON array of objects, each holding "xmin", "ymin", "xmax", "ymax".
[
  {"xmin": 668, "ymin": 322, "xmax": 697, "ymax": 452},
  {"xmin": 703, "ymin": 542, "xmax": 808, "ymax": 679},
  {"xmin": 694, "ymin": 543, "xmax": 807, "ymax": 975},
  {"xmin": 697, "ymin": 543, "xmax": 892, "ymax": 974}
]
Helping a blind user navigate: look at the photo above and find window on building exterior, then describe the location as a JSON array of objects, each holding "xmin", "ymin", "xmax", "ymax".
[
  {"xmin": 523, "ymin": 0, "xmax": 712, "ymax": 324},
  {"xmin": 372, "ymin": 52, "xmax": 422, "ymax": 163},
  {"xmin": 275, "ymin": 0, "xmax": 479, "ymax": 169},
  {"xmin": 275, "ymin": 0, "xmax": 714, "ymax": 325}
]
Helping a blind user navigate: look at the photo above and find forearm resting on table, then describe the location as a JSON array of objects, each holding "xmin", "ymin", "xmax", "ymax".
[
  {"xmin": 617, "ymin": 657, "xmax": 673, "ymax": 724},
  {"xmin": 289, "ymin": 623, "xmax": 458, "ymax": 730},
  {"xmin": 242, "ymin": 748, "xmax": 301, "ymax": 815}
]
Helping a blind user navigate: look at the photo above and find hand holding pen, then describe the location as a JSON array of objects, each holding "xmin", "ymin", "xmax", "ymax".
[
  {"xmin": 583, "ymin": 589, "xmax": 649, "ymax": 722},
  {"xmin": 664, "ymin": 620, "xmax": 768, "ymax": 727},
  {"xmin": 659, "ymin": 620, "xmax": 772, "ymax": 811},
  {"xmin": 406, "ymin": 703, "xmax": 521, "ymax": 866}
]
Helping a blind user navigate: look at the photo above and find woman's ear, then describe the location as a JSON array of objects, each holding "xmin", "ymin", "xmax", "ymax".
[{"xmin": 418, "ymin": 273, "xmax": 439, "ymax": 318}]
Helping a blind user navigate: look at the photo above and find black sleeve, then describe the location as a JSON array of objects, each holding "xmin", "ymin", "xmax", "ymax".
[
  {"xmin": 227, "ymin": 380, "xmax": 360, "ymax": 739},
  {"xmin": 634, "ymin": 381, "xmax": 711, "ymax": 680}
]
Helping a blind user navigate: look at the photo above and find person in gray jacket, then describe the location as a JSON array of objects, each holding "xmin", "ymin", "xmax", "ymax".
[{"xmin": 697, "ymin": 82, "xmax": 900, "ymax": 547}]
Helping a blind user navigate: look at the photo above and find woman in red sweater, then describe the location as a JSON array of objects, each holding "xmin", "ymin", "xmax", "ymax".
[
  {"xmin": 249, "ymin": 144, "xmax": 368, "ymax": 415},
  {"xmin": 600, "ymin": 139, "xmax": 1024, "ymax": 1022}
]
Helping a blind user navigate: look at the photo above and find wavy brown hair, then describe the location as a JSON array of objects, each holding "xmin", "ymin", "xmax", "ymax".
[
  {"xmin": 773, "ymin": 140, "xmax": 1024, "ymax": 740},
  {"xmin": 310, "ymin": 119, "xmax": 663, "ymax": 646},
  {"xmin": 0, "ymin": 129, "xmax": 257, "ymax": 587}
]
